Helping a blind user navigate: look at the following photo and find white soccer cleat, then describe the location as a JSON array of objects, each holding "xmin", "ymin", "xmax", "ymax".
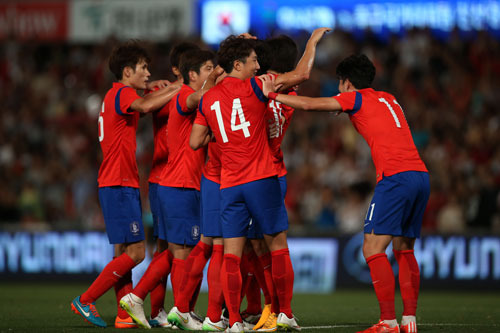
[
  {"xmin": 191, "ymin": 310, "xmax": 205, "ymax": 323},
  {"xmin": 400, "ymin": 316, "xmax": 417, "ymax": 333},
  {"xmin": 119, "ymin": 293, "xmax": 151, "ymax": 329},
  {"xmin": 203, "ymin": 316, "xmax": 227, "ymax": 331},
  {"xmin": 149, "ymin": 308, "xmax": 172, "ymax": 328},
  {"xmin": 167, "ymin": 306, "xmax": 203, "ymax": 330},
  {"xmin": 225, "ymin": 321, "xmax": 245, "ymax": 332},
  {"xmin": 276, "ymin": 313, "xmax": 301, "ymax": 331}
]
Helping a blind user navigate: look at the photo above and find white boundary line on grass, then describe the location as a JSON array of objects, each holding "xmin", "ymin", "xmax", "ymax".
[{"xmin": 302, "ymin": 323, "xmax": 499, "ymax": 330}]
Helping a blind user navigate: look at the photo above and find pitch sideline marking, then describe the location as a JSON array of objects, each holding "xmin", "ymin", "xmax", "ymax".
[{"xmin": 302, "ymin": 323, "xmax": 499, "ymax": 330}]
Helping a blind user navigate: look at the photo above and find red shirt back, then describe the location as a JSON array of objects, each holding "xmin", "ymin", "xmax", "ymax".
[
  {"xmin": 267, "ymin": 90, "xmax": 296, "ymax": 177},
  {"xmin": 97, "ymin": 82, "xmax": 141, "ymax": 188},
  {"xmin": 160, "ymin": 84, "xmax": 206, "ymax": 190},
  {"xmin": 202, "ymin": 140, "xmax": 222, "ymax": 184},
  {"xmin": 196, "ymin": 76, "xmax": 277, "ymax": 189},
  {"xmin": 148, "ymin": 99, "xmax": 171, "ymax": 184},
  {"xmin": 333, "ymin": 88, "xmax": 427, "ymax": 182}
]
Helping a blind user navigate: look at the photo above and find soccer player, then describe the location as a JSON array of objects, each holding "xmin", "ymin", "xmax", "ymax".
[
  {"xmin": 248, "ymin": 34, "xmax": 301, "ymax": 332},
  {"xmin": 260, "ymin": 54, "xmax": 430, "ymax": 333},
  {"xmin": 121, "ymin": 49, "xmax": 222, "ymax": 330},
  {"xmin": 71, "ymin": 41, "xmax": 181, "ymax": 328},
  {"xmin": 190, "ymin": 27, "xmax": 330, "ymax": 332},
  {"xmin": 143, "ymin": 41, "xmax": 201, "ymax": 329}
]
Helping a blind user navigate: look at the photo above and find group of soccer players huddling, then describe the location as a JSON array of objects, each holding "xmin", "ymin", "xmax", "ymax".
[{"xmin": 71, "ymin": 26, "xmax": 429, "ymax": 333}]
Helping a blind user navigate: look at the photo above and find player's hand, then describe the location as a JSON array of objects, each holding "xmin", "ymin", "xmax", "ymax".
[
  {"xmin": 238, "ymin": 32, "xmax": 257, "ymax": 40},
  {"xmin": 268, "ymin": 119, "xmax": 279, "ymax": 138},
  {"xmin": 309, "ymin": 27, "xmax": 332, "ymax": 44},
  {"xmin": 146, "ymin": 80, "xmax": 170, "ymax": 90},
  {"xmin": 259, "ymin": 74, "xmax": 280, "ymax": 97}
]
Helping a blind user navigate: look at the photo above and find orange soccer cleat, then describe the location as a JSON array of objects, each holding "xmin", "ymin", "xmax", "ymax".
[{"xmin": 114, "ymin": 315, "xmax": 138, "ymax": 329}]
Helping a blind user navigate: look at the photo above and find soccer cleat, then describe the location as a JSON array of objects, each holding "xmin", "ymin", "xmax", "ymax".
[
  {"xmin": 71, "ymin": 296, "xmax": 107, "ymax": 328},
  {"xmin": 357, "ymin": 320, "xmax": 400, "ymax": 333},
  {"xmin": 242, "ymin": 310, "xmax": 261, "ymax": 329},
  {"xmin": 225, "ymin": 321, "xmax": 245, "ymax": 332},
  {"xmin": 258, "ymin": 312, "xmax": 277, "ymax": 332},
  {"xmin": 276, "ymin": 313, "xmax": 301, "ymax": 331},
  {"xmin": 167, "ymin": 306, "xmax": 203, "ymax": 330},
  {"xmin": 203, "ymin": 316, "xmax": 227, "ymax": 331},
  {"xmin": 400, "ymin": 321, "xmax": 417, "ymax": 333},
  {"xmin": 119, "ymin": 293, "xmax": 151, "ymax": 329},
  {"xmin": 149, "ymin": 308, "xmax": 172, "ymax": 328},
  {"xmin": 115, "ymin": 315, "xmax": 138, "ymax": 329},
  {"xmin": 252, "ymin": 304, "xmax": 271, "ymax": 330}
]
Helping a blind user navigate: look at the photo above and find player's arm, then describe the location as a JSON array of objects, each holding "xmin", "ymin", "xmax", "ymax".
[
  {"xmin": 261, "ymin": 75, "xmax": 341, "ymax": 112},
  {"xmin": 190, "ymin": 124, "xmax": 211, "ymax": 150},
  {"xmin": 274, "ymin": 27, "xmax": 331, "ymax": 90},
  {"xmin": 186, "ymin": 66, "xmax": 225, "ymax": 109},
  {"xmin": 146, "ymin": 80, "xmax": 170, "ymax": 90},
  {"xmin": 131, "ymin": 81, "xmax": 182, "ymax": 113}
]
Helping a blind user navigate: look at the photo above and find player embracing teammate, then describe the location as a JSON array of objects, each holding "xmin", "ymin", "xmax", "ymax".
[{"xmin": 190, "ymin": 27, "xmax": 330, "ymax": 332}]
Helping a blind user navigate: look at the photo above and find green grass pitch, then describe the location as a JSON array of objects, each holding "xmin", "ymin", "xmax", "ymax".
[{"xmin": 0, "ymin": 282, "xmax": 498, "ymax": 332}]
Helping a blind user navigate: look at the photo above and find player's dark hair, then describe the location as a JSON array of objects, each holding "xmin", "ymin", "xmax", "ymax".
[
  {"xmin": 266, "ymin": 35, "xmax": 298, "ymax": 74},
  {"xmin": 109, "ymin": 40, "xmax": 151, "ymax": 80},
  {"xmin": 336, "ymin": 54, "xmax": 376, "ymax": 89},
  {"xmin": 179, "ymin": 50, "xmax": 215, "ymax": 85},
  {"xmin": 217, "ymin": 35, "xmax": 256, "ymax": 74},
  {"xmin": 254, "ymin": 39, "xmax": 273, "ymax": 76},
  {"xmin": 169, "ymin": 42, "xmax": 200, "ymax": 69}
]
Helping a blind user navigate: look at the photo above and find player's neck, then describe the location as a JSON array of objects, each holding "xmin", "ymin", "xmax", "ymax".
[
  {"xmin": 226, "ymin": 70, "xmax": 248, "ymax": 81},
  {"xmin": 119, "ymin": 78, "xmax": 134, "ymax": 89}
]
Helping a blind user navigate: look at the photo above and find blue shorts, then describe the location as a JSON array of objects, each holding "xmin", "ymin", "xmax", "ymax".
[
  {"xmin": 158, "ymin": 186, "xmax": 201, "ymax": 246},
  {"xmin": 148, "ymin": 182, "xmax": 161, "ymax": 239},
  {"xmin": 248, "ymin": 176, "xmax": 287, "ymax": 239},
  {"xmin": 221, "ymin": 177, "xmax": 288, "ymax": 238},
  {"xmin": 98, "ymin": 186, "xmax": 145, "ymax": 244},
  {"xmin": 200, "ymin": 175, "xmax": 223, "ymax": 238},
  {"xmin": 364, "ymin": 171, "xmax": 430, "ymax": 238}
]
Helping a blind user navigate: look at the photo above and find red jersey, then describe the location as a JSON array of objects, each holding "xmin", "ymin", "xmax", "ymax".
[
  {"xmin": 333, "ymin": 88, "xmax": 427, "ymax": 182},
  {"xmin": 148, "ymin": 99, "xmax": 171, "ymax": 184},
  {"xmin": 159, "ymin": 84, "xmax": 206, "ymax": 190},
  {"xmin": 267, "ymin": 89, "xmax": 296, "ymax": 177},
  {"xmin": 97, "ymin": 82, "xmax": 141, "ymax": 188},
  {"xmin": 196, "ymin": 76, "xmax": 277, "ymax": 189},
  {"xmin": 202, "ymin": 140, "xmax": 222, "ymax": 184}
]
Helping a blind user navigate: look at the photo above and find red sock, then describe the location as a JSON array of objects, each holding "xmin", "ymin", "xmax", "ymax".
[
  {"xmin": 171, "ymin": 258, "xmax": 186, "ymax": 306},
  {"xmin": 257, "ymin": 252, "xmax": 276, "ymax": 307},
  {"xmin": 150, "ymin": 249, "xmax": 173, "ymax": 318},
  {"xmin": 394, "ymin": 250, "xmax": 420, "ymax": 316},
  {"xmin": 271, "ymin": 248, "xmax": 294, "ymax": 317},
  {"xmin": 207, "ymin": 245, "xmax": 224, "ymax": 323},
  {"xmin": 178, "ymin": 242, "xmax": 212, "ymax": 312},
  {"xmin": 247, "ymin": 250, "xmax": 268, "ymax": 310},
  {"xmin": 245, "ymin": 275, "xmax": 262, "ymax": 314},
  {"xmin": 114, "ymin": 266, "xmax": 132, "ymax": 319},
  {"xmin": 240, "ymin": 252, "xmax": 251, "ymax": 300},
  {"xmin": 81, "ymin": 253, "xmax": 135, "ymax": 304},
  {"xmin": 133, "ymin": 249, "xmax": 172, "ymax": 301},
  {"xmin": 366, "ymin": 253, "xmax": 396, "ymax": 320},
  {"xmin": 221, "ymin": 254, "xmax": 242, "ymax": 326},
  {"xmin": 189, "ymin": 279, "xmax": 202, "ymax": 312}
]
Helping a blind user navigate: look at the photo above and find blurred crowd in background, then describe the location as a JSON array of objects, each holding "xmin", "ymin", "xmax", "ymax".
[{"xmin": 1, "ymin": 28, "xmax": 499, "ymax": 236}]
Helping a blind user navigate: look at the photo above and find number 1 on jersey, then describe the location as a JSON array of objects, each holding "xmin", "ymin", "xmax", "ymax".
[
  {"xmin": 212, "ymin": 98, "xmax": 251, "ymax": 143},
  {"xmin": 378, "ymin": 97, "xmax": 401, "ymax": 128}
]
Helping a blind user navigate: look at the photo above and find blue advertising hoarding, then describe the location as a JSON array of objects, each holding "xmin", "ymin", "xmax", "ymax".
[{"xmin": 1, "ymin": 231, "xmax": 499, "ymax": 291}]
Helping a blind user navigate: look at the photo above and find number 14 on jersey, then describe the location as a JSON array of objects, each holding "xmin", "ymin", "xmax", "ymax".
[{"xmin": 212, "ymin": 98, "xmax": 251, "ymax": 143}]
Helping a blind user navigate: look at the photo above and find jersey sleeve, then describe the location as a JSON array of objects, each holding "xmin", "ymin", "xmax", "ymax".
[
  {"xmin": 176, "ymin": 86, "xmax": 196, "ymax": 116},
  {"xmin": 194, "ymin": 97, "xmax": 208, "ymax": 127},
  {"xmin": 116, "ymin": 86, "xmax": 141, "ymax": 115},
  {"xmin": 332, "ymin": 91, "xmax": 362, "ymax": 115}
]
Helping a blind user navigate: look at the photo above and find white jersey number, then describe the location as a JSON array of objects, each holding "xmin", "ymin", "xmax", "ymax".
[
  {"xmin": 378, "ymin": 97, "xmax": 406, "ymax": 128},
  {"xmin": 98, "ymin": 102, "xmax": 105, "ymax": 142},
  {"xmin": 212, "ymin": 98, "xmax": 251, "ymax": 143}
]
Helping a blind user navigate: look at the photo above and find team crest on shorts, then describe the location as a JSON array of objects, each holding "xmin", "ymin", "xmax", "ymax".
[
  {"xmin": 130, "ymin": 221, "xmax": 140, "ymax": 236},
  {"xmin": 192, "ymin": 225, "xmax": 200, "ymax": 239}
]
